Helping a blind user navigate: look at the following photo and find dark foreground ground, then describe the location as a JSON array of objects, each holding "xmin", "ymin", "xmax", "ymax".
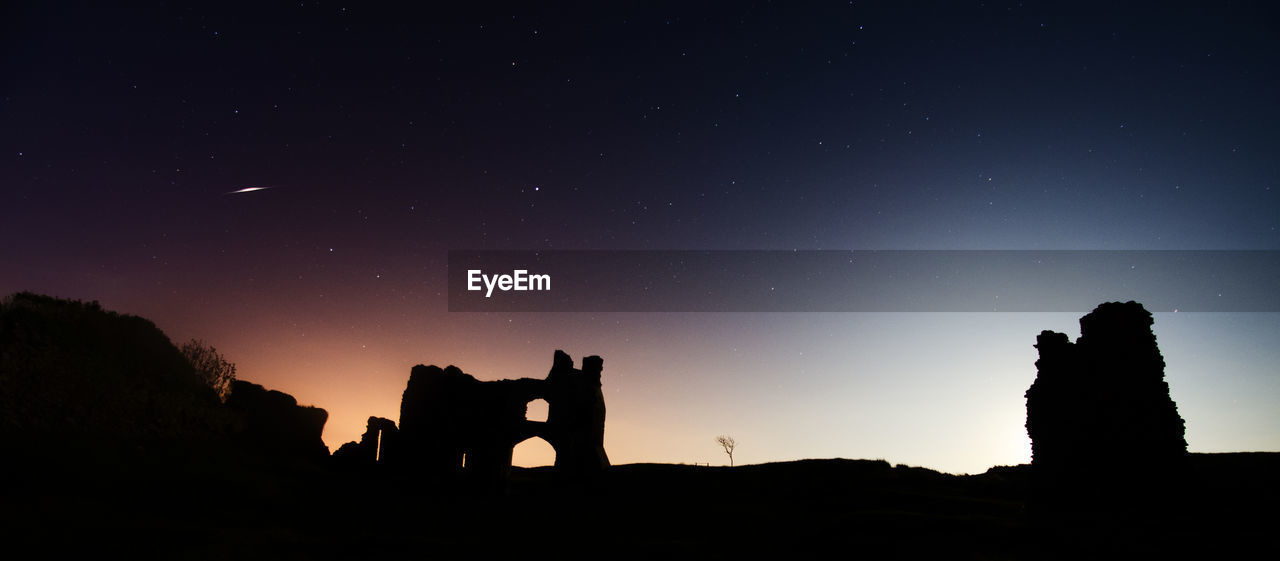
[{"xmin": 4, "ymin": 450, "xmax": 1277, "ymax": 560}]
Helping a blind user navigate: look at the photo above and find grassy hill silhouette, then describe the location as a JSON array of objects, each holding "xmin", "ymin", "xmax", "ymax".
[{"xmin": 0, "ymin": 292, "xmax": 230, "ymax": 444}]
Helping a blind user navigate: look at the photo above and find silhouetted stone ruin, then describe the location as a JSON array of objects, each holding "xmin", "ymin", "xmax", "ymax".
[
  {"xmin": 350, "ymin": 350, "xmax": 608, "ymax": 490},
  {"xmin": 1025, "ymin": 301, "xmax": 1187, "ymax": 509},
  {"xmin": 225, "ymin": 380, "xmax": 330, "ymax": 460},
  {"xmin": 333, "ymin": 416, "xmax": 398, "ymax": 467}
]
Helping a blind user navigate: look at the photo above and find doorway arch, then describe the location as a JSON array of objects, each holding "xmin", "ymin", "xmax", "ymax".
[{"xmin": 511, "ymin": 435, "xmax": 556, "ymax": 468}]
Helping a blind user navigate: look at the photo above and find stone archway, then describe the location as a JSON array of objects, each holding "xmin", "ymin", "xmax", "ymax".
[{"xmin": 512, "ymin": 434, "xmax": 556, "ymax": 467}]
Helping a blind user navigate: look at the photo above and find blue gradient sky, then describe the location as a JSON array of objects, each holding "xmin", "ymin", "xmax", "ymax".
[{"xmin": 2, "ymin": 2, "xmax": 1277, "ymax": 472}]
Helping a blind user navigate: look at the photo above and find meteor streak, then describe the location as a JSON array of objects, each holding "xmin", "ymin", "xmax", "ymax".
[{"xmin": 226, "ymin": 186, "xmax": 273, "ymax": 194}]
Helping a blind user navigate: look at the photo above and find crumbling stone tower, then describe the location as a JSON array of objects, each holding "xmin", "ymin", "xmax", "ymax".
[{"xmin": 1025, "ymin": 301, "xmax": 1187, "ymax": 507}]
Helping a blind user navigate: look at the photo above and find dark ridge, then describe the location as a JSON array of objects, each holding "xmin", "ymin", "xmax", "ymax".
[{"xmin": 1, "ymin": 293, "xmax": 1276, "ymax": 558}]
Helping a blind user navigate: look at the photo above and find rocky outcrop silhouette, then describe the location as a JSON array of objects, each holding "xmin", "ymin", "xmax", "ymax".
[
  {"xmin": 392, "ymin": 350, "xmax": 609, "ymax": 490},
  {"xmin": 1025, "ymin": 301, "xmax": 1187, "ymax": 507},
  {"xmin": 225, "ymin": 380, "xmax": 330, "ymax": 460}
]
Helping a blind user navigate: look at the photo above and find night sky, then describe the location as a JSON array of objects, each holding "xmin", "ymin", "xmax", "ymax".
[{"xmin": 3, "ymin": 2, "xmax": 1278, "ymax": 473}]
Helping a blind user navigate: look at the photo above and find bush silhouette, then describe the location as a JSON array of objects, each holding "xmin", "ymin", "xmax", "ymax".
[{"xmin": 181, "ymin": 338, "xmax": 237, "ymax": 401}]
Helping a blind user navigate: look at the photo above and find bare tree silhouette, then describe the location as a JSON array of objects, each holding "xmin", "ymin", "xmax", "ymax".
[{"xmin": 715, "ymin": 435, "xmax": 737, "ymax": 466}]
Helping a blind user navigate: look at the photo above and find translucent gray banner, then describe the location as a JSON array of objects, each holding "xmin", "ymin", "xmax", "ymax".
[{"xmin": 447, "ymin": 250, "xmax": 1280, "ymax": 312}]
